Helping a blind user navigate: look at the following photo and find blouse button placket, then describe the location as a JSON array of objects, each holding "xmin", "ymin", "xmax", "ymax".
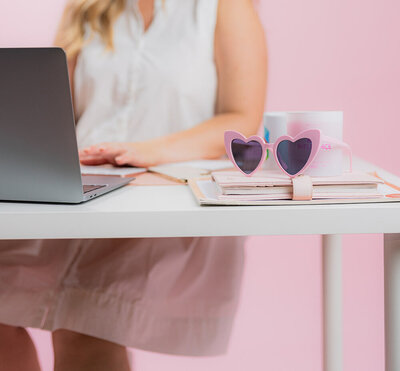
[
  {"xmin": 124, "ymin": 0, "xmax": 148, "ymax": 139},
  {"xmin": 118, "ymin": 0, "xmax": 161, "ymax": 141}
]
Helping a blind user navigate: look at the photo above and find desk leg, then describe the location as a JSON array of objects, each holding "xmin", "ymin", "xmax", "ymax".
[
  {"xmin": 322, "ymin": 234, "xmax": 343, "ymax": 371},
  {"xmin": 384, "ymin": 233, "xmax": 400, "ymax": 371}
]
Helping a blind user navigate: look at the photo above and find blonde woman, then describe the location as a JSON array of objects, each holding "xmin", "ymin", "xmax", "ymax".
[{"xmin": 0, "ymin": 0, "xmax": 267, "ymax": 370}]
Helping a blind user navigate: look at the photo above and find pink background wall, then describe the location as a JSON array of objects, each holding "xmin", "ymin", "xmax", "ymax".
[{"xmin": 1, "ymin": 0, "xmax": 399, "ymax": 370}]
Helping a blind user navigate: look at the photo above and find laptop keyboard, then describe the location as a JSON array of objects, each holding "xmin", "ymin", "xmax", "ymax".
[{"xmin": 83, "ymin": 184, "xmax": 106, "ymax": 194}]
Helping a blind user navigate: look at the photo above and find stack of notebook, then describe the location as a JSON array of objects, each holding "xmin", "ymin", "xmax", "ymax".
[{"xmin": 211, "ymin": 170, "xmax": 384, "ymax": 201}]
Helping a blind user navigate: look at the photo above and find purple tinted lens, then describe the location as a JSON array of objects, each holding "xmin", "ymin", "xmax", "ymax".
[
  {"xmin": 276, "ymin": 138, "xmax": 312, "ymax": 176},
  {"xmin": 231, "ymin": 139, "xmax": 263, "ymax": 174}
]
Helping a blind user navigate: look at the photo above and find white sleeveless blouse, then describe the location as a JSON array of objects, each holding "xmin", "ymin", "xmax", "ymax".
[{"xmin": 75, "ymin": 0, "xmax": 218, "ymax": 147}]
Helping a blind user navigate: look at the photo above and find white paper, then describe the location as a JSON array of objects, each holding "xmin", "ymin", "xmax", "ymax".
[
  {"xmin": 80, "ymin": 165, "xmax": 145, "ymax": 177},
  {"xmin": 197, "ymin": 179, "xmax": 219, "ymax": 201},
  {"xmin": 161, "ymin": 160, "xmax": 233, "ymax": 171}
]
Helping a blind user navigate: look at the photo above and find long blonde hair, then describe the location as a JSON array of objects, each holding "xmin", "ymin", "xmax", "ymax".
[{"xmin": 55, "ymin": 0, "xmax": 126, "ymax": 60}]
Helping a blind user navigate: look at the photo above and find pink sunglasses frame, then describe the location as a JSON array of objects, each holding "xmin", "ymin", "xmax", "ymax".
[{"xmin": 224, "ymin": 129, "xmax": 352, "ymax": 178}]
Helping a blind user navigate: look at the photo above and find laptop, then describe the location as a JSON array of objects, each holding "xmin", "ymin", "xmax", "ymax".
[{"xmin": 0, "ymin": 47, "xmax": 132, "ymax": 203}]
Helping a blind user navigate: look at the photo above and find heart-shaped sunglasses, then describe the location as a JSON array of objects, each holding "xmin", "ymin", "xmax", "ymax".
[{"xmin": 224, "ymin": 129, "xmax": 352, "ymax": 178}]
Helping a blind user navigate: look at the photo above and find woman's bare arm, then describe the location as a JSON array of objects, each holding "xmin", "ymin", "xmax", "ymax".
[
  {"xmin": 80, "ymin": 0, "xmax": 267, "ymax": 167},
  {"xmin": 157, "ymin": 0, "xmax": 268, "ymax": 160}
]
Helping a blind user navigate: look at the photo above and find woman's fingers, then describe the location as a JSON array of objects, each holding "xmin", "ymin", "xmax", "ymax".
[
  {"xmin": 115, "ymin": 155, "xmax": 126, "ymax": 165},
  {"xmin": 81, "ymin": 146, "xmax": 99, "ymax": 155},
  {"xmin": 81, "ymin": 143, "xmax": 112, "ymax": 155},
  {"xmin": 80, "ymin": 142, "xmax": 158, "ymax": 168},
  {"xmin": 80, "ymin": 143, "xmax": 130, "ymax": 165},
  {"xmin": 95, "ymin": 143, "xmax": 127, "ymax": 159},
  {"xmin": 79, "ymin": 155, "xmax": 109, "ymax": 166},
  {"xmin": 115, "ymin": 155, "xmax": 132, "ymax": 166}
]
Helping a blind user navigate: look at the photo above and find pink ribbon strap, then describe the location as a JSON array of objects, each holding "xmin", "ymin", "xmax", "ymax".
[{"xmin": 292, "ymin": 175, "xmax": 313, "ymax": 201}]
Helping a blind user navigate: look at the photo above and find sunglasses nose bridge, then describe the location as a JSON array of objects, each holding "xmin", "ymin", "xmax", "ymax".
[{"xmin": 264, "ymin": 142, "xmax": 273, "ymax": 150}]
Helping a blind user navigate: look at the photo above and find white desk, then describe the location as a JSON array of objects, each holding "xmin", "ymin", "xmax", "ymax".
[{"xmin": 1, "ymin": 156, "xmax": 400, "ymax": 371}]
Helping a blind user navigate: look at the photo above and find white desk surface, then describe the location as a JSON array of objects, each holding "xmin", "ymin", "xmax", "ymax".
[{"xmin": 1, "ymin": 157, "xmax": 399, "ymax": 240}]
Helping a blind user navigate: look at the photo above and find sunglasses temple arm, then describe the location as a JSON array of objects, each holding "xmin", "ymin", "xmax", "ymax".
[{"xmin": 323, "ymin": 136, "xmax": 353, "ymax": 172}]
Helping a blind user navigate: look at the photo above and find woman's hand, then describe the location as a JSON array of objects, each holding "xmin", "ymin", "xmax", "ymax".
[{"xmin": 79, "ymin": 140, "xmax": 164, "ymax": 168}]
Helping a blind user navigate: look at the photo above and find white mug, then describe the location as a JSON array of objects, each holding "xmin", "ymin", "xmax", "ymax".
[{"xmin": 263, "ymin": 111, "xmax": 344, "ymax": 176}]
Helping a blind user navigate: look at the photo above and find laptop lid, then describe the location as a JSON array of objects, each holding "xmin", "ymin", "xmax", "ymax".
[{"xmin": 0, "ymin": 47, "xmax": 84, "ymax": 203}]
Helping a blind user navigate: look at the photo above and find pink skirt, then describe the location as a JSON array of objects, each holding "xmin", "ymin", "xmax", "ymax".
[{"xmin": 0, "ymin": 236, "xmax": 244, "ymax": 356}]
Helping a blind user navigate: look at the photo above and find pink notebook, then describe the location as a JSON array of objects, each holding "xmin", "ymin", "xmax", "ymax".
[
  {"xmin": 212, "ymin": 170, "xmax": 383, "ymax": 188},
  {"xmin": 211, "ymin": 170, "xmax": 384, "ymax": 201}
]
